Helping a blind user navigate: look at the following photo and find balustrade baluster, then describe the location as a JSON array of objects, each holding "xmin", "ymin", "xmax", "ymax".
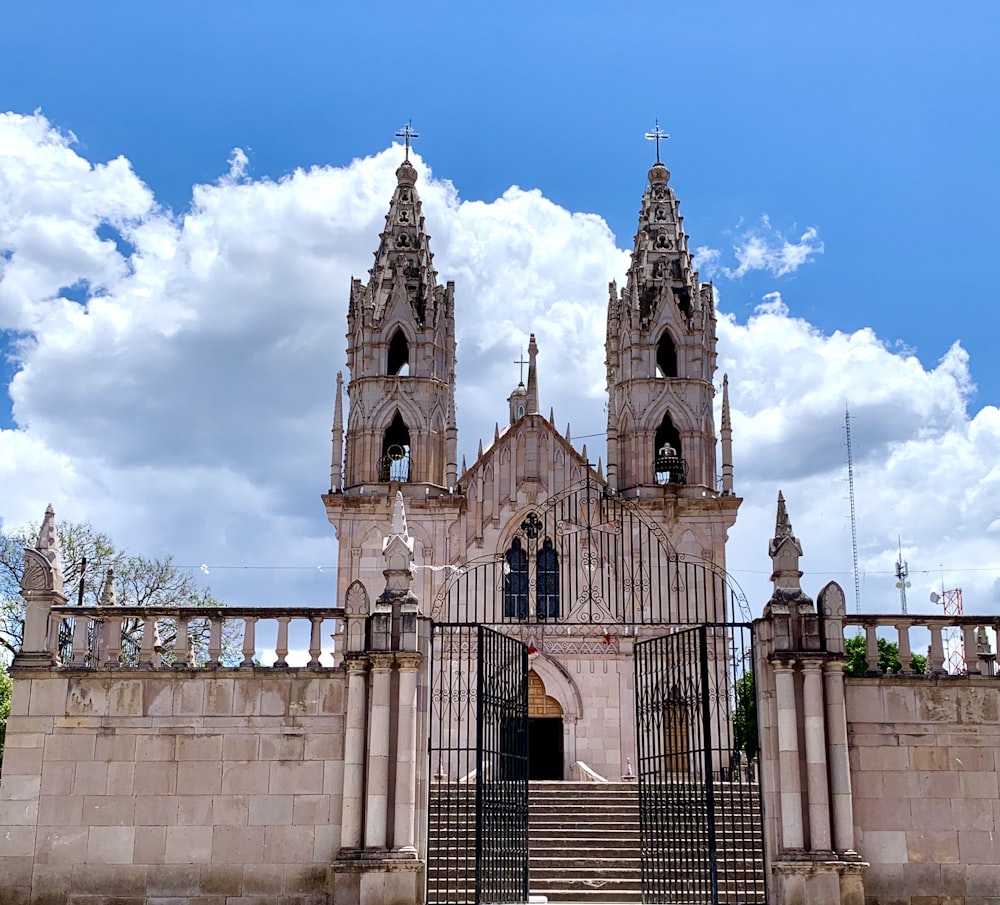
[
  {"xmin": 139, "ymin": 615, "xmax": 157, "ymax": 668},
  {"xmin": 928, "ymin": 624, "xmax": 946, "ymax": 676},
  {"xmin": 175, "ymin": 618, "xmax": 190, "ymax": 668},
  {"xmin": 275, "ymin": 616, "xmax": 290, "ymax": 666},
  {"xmin": 72, "ymin": 614, "xmax": 90, "ymax": 667},
  {"xmin": 208, "ymin": 616, "xmax": 223, "ymax": 667},
  {"xmin": 104, "ymin": 616, "xmax": 123, "ymax": 668},
  {"xmin": 864, "ymin": 623, "xmax": 881, "ymax": 676},
  {"xmin": 962, "ymin": 624, "xmax": 979, "ymax": 675},
  {"xmin": 308, "ymin": 617, "xmax": 322, "ymax": 667},
  {"xmin": 241, "ymin": 617, "xmax": 257, "ymax": 667},
  {"xmin": 895, "ymin": 622, "xmax": 913, "ymax": 675}
]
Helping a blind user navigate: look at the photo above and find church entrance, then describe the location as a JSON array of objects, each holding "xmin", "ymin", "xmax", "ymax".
[{"xmin": 527, "ymin": 669, "xmax": 564, "ymax": 780}]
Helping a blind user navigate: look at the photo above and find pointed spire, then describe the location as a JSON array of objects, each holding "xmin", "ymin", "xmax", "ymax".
[
  {"xmin": 461, "ymin": 455, "xmax": 467, "ymax": 474},
  {"xmin": 391, "ymin": 490, "xmax": 408, "ymax": 537},
  {"xmin": 36, "ymin": 504, "xmax": 62, "ymax": 574},
  {"xmin": 526, "ymin": 333, "xmax": 539, "ymax": 415},
  {"xmin": 775, "ymin": 491, "xmax": 792, "ymax": 537},
  {"xmin": 478, "ymin": 438, "xmax": 483, "ymax": 458},
  {"xmin": 597, "ymin": 457, "xmax": 604, "ymax": 478},
  {"xmin": 330, "ymin": 371, "xmax": 344, "ymax": 491},
  {"xmin": 548, "ymin": 406, "xmax": 555, "ymax": 424},
  {"xmin": 720, "ymin": 373, "xmax": 734, "ymax": 496},
  {"xmin": 100, "ymin": 568, "xmax": 116, "ymax": 606},
  {"xmin": 494, "ymin": 423, "xmax": 500, "ymax": 443},
  {"xmin": 581, "ymin": 443, "xmax": 588, "ymax": 462},
  {"xmin": 565, "ymin": 424, "xmax": 571, "ymax": 443}
]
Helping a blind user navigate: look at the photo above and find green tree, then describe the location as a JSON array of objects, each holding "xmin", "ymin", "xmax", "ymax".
[
  {"xmin": 733, "ymin": 670, "xmax": 758, "ymax": 760},
  {"xmin": 1, "ymin": 520, "xmax": 221, "ymax": 663},
  {"xmin": 0, "ymin": 661, "xmax": 11, "ymax": 767},
  {"xmin": 845, "ymin": 634, "xmax": 926, "ymax": 676}
]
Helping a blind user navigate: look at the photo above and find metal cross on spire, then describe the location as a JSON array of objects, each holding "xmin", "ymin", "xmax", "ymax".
[
  {"xmin": 514, "ymin": 348, "xmax": 529, "ymax": 383},
  {"xmin": 644, "ymin": 119, "xmax": 669, "ymax": 163},
  {"xmin": 395, "ymin": 121, "xmax": 419, "ymax": 162}
]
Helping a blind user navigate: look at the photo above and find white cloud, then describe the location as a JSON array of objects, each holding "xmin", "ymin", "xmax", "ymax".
[
  {"xmin": 696, "ymin": 218, "xmax": 824, "ymax": 280},
  {"xmin": 2, "ymin": 110, "xmax": 997, "ymax": 622}
]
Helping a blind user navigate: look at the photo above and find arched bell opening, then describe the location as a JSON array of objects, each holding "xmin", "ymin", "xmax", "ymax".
[
  {"xmin": 655, "ymin": 331, "xmax": 678, "ymax": 378},
  {"xmin": 387, "ymin": 328, "xmax": 410, "ymax": 376},
  {"xmin": 654, "ymin": 413, "xmax": 686, "ymax": 485},
  {"xmin": 380, "ymin": 411, "xmax": 411, "ymax": 482}
]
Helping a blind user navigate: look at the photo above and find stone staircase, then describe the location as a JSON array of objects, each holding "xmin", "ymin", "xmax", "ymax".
[{"xmin": 427, "ymin": 780, "xmax": 766, "ymax": 904}]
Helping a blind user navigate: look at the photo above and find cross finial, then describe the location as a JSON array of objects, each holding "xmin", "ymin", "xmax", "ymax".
[
  {"xmin": 644, "ymin": 119, "xmax": 669, "ymax": 164},
  {"xmin": 395, "ymin": 120, "xmax": 419, "ymax": 162},
  {"xmin": 514, "ymin": 348, "xmax": 529, "ymax": 383}
]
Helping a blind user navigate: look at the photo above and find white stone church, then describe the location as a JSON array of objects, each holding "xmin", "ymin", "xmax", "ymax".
[{"xmin": 322, "ymin": 148, "xmax": 743, "ymax": 783}]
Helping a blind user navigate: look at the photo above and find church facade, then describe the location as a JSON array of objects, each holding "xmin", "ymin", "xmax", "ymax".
[{"xmin": 322, "ymin": 150, "xmax": 742, "ymax": 782}]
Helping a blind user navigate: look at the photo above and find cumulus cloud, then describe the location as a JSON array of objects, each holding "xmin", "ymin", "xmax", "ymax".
[
  {"xmin": 1, "ymin": 110, "xmax": 997, "ymax": 620},
  {"xmin": 695, "ymin": 216, "xmax": 824, "ymax": 280}
]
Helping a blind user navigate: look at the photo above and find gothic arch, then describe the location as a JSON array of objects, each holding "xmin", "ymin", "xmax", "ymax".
[
  {"xmin": 368, "ymin": 395, "xmax": 425, "ymax": 434},
  {"xmin": 386, "ymin": 327, "xmax": 410, "ymax": 376},
  {"xmin": 528, "ymin": 653, "xmax": 582, "ymax": 719},
  {"xmin": 647, "ymin": 393, "xmax": 696, "ymax": 437},
  {"xmin": 655, "ymin": 329, "xmax": 679, "ymax": 378}
]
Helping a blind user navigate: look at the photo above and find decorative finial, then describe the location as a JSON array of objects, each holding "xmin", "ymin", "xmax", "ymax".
[
  {"xmin": 100, "ymin": 568, "xmax": 116, "ymax": 606},
  {"xmin": 645, "ymin": 119, "xmax": 669, "ymax": 164},
  {"xmin": 514, "ymin": 348, "xmax": 528, "ymax": 384},
  {"xmin": 395, "ymin": 120, "xmax": 419, "ymax": 163},
  {"xmin": 36, "ymin": 503, "xmax": 62, "ymax": 572},
  {"xmin": 775, "ymin": 491, "xmax": 792, "ymax": 538},
  {"xmin": 391, "ymin": 490, "xmax": 408, "ymax": 537}
]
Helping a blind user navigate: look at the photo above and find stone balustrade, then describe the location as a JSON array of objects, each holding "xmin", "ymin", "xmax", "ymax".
[
  {"xmin": 44, "ymin": 604, "xmax": 345, "ymax": 670},
  {"xmin": 842, "ymin": 614, "xmax": 999, "ymax": 677}
]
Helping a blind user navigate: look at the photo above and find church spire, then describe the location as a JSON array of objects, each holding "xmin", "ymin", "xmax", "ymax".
[
  {"xmin": 721, "ymin": 373, "xmax": 734, "ymax": 496},
  {"xmin": 525, "ymin": 333, "xmax": 539, "ymax": 415}
]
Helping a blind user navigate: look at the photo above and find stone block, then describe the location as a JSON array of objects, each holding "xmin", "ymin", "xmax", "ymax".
[
  {"xmin": 0, "ymin": 774, "xmax": 41, "ymax": 802},
  {"xmin": 906, "ymin": 829, "xmax": 960, "ymax": 863},
  {"xmin": 288, "ymin": 677, "xmax": 320, "ymax": 716},
  {"xmin": 967, "ymin": 863, "xmax": 1000, "ymax": 895},
  {"xmin": 962, "ymin": 769, "xmax": 1000, "ymax": 798},
  {"xmin": 146, "ymin": 864, "xmax": 201, "ymax": 897},
  {"xmin": 292, "ymin": 794, "xmax": 333, "ymax": 826},
  {"xmin": 133, "ymin": 826, "xmax": 167, "ymax": 864},
  {"xmin": 1, "ymin": 746, "xmax": 43, "ymax": 775},
  {"xmin": 261, "ymin": 678, "xmax": 292, "ymax": 716},
  {"xmin": 242, "ymin": 863, "xmax": 284, "ymax": 894},
  {"xmin": 210, "ymin": 825, "xmax": 264, "ymax": 863},
  {"xmin": 200, "ymin": 864, "xmax": 244, "ymax": 895},
  {"xmin": 177, "ymin": 762, "xmax": 223, "ymax": 796},
  {"xmin": 264, "ymin": 825, "xmax": 314, "ymax": 863},
  {"xmin": 916, "ymin": 688, "xmax": 960, "ymax": 722},
  {"xmin": 95, "ymin": 733, "xmax": 138, "ymax": 762},
  {"xmin": 73, "ymin": 762, "xmax": 109, "ymax": 796},
  {"xmin": 854, "ymin": 794, "xmax": 912, "ymax": 830},
  {"xmin": 259, "ymin": 733, "xmax": 305, "ymax": 761},
  {"xmin": 0, "ymin": 854, "xmax": 34, "ymax": 889},
  {"xmin": 86, "ymin": 826, "xmax": 135, "ymax": 863},
  {"xmin": 910, "ymin": 745, "xmax": 952, "ymax": 771},
  {"xmin": 223, "ymin": 734, "xmax": 259, "ymax": 761},
  {"xmin": 107, "ymin": 761, "xmax": 136, "ymax": 796},
  {"xmin": 28, "ymin": 677, "xmax": 68, "ymax": 715},
  {"xmin": 211, "ymin": 794, "xmax": 249, "ymax": 826},
  {"xmin": 164, "ymin": 825, "xmax": 213, "ymax": 863},
  {"xmin": 82, "ymin": 794, "xmax": 136, "ymax": 827},
  {"xmin": 176, "ymin": 794, "xmax": 213, "ymax": 826},
  {"xmin": 233, "ymin": 679, "xmax": 262, "ymax": 716},
  {"xmin": 916, "ymin": 770, "xmax": 961, "ymax": 798},
  {"xmin": 249, "ymin": 795, "xmax": 293, "ymax": 826},
  {"xmin": 857, "ymin": 744, "xmax": 909, "ymax": 772},
  {"xmin": 322, "ymin": 760, "xmax": 343, "ymax": 796},
  {"xmin": 108, "ymin": 680, "xmax": 146, "ymax": 717},
  {"xmin": 951, "ymin": 796, "xmax": 995, "ymax": 831},
  {"xmin": 863, "ymin": 830, "xmax": 908, "ymax": 864},
  {"xmin": 38, "ymin": 793, "xmax": 82, "ymax": 827},
  {"xmin": 173, "ymin": 679, "xmax": 205, "ymax": 715},
  {"xmin": 203, "ymin": 679, "xmax": 235, "ymax": 716},
  {"xmin": 0, "ymin": 826, "xmax": 38, "ymax": 857},
  {"xmin": 282, "ymin": 864, "xmax": 328, "ymax": 893},
  {"xmin": 176, "ymin": 734, "xmax": 224, "ymax": 761},
  {"xmin": 45, "ymin": 732, "xmax": 96, "ymax": 762},
  {"xmin": 135, "ymin": 733, "xmax": 177, "ymax": 761},
  {"xmin": 143, "ymin": 679, "xmax": 175, "ymax": 716},
  {"xmin": 959, "ymin": 829, "xmax": 1000, "ymax": 864},
  {"xmin": 268, "ymin": 762, "xmax": 323, "ymax": 795},
  {"xmin": 135, "ymin": 762, "xmax": 178, "ymax": 796},
  {"xmin": 222, "ymin": 761, "xmax": 269, "ymax": 795},
  {"xmin": 0, "ymin": 797, "xmax": 39, "ymax": 825},
  {"xmin": 37, "ymin": 827, "xmax": 88, "ymax": 865},
  {"xmin": 313, "ymin": 824, "xmax": 340, "ymax": 861},
  {"xmin": 132, "ymin": 795, "xmax": 179, "ymax": 826},
  {"xmin": 318, "ymin": 678, "xmax": 343, "ymax": 714}
]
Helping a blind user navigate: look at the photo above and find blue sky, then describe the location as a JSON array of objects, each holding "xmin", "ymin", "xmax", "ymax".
[{"xmin": 2, "ymin": 1, "xmax": 999, "ymax": 615}]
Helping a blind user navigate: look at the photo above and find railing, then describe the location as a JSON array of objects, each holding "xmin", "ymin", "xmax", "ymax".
[
  {"xmin": 843, "ymin": 615, "xmax": 999, "ymax": 677},
  {"xmin": 379, "ymin": 449, "xmax": 411, "ymax": 482},
  {"xmin": 46, "ymin": 605, "xmax": 345, "ymax": 670},
  {"xmin": 653, "ymin": 454, "xmax": 686, "ymax": 485}
]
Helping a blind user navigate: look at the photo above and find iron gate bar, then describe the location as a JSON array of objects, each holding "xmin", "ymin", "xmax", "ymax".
[
  {"xmin": 427, "ymin": 624, "xmax": 528, "ymax": 905},
  {"xmin": 635, "ymin": 624, "xmax": 765, "ymax": 905}
]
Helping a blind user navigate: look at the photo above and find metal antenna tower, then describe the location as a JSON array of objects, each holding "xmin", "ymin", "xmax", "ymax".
[
  {"xmin": 845, "ymin": 406, "xmax": 861, "ymax": 613},
  {"xmin": 894, "ymin": 537, "xmax": 910, "ymax": 615}
]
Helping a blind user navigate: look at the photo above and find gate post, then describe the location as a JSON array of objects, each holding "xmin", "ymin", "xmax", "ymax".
[
  {"xmin": 754, "ymin": 493, "xmax": 866, "ymax": 905},
  {"xmin": 331, "ymin": 493, "xmax": 431, "ymax": 905}
]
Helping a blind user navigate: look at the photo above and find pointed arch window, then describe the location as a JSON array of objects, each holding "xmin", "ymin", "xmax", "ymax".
[
  {"xmin": 536, "ymin": 538, "xmax": 560, "ymax": 619},
  {"xmin": 503, "ymin": 538, "xmax": 529, "ymax": 618},
  {"xmin": 380, "ymin": 411, "xmax": 411, "ymax": 482},
  {"xmin": 654, "ymin": 413, "xmax": 685, "ymax": 485},
  {"xmin": 656, "ymin": 331, "xmax": 678, "ymax": 378},
  {"xmin": 387, "ymin": 329, "xmax": 410, "ymax": 376}
]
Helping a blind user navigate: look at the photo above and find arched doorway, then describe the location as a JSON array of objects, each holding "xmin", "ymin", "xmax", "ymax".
[{"xmin": 527, "ymin": 669, "xmax": 563, "ymax": 780}]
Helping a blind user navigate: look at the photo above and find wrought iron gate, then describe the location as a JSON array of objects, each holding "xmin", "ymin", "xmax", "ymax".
[
  {"xmin": 427, "ymin": 624, "xmax": 529, "ymax": 905},
  {"xmin": 635, "ymin": 625, "xmax": 765, "ymax": 905}
]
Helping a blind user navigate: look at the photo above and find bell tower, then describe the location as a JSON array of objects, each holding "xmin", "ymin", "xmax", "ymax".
[
  {"xmin": 605, "ymin": 137, "xmax": 739, "ymax": 563},
  {"xmin": 337, "ymin": 155, "xmax": 458, "ymax": 492}
]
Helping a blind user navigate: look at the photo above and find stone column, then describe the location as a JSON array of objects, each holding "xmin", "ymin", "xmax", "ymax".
[
  {"xmin": 364, "ymin": 653, "xmax": 394, "ymax": 850},
  {"xmin": 823, "ymin": 660, "xmax": 856, "ymax": 854},
  {"xmin": 393, "ymin": 652, "xmax": 421, "ymax": 855},
  {"xmin": 340, "ymin": 656, "xmax": 368, "ymax": 851},
  {"xmin": 801, "ymin": 659, "xmax": 832, "ymax": 851},
  {"xmin": 773, "ymin": 657, "xmax": 804, "ymax": 851}
]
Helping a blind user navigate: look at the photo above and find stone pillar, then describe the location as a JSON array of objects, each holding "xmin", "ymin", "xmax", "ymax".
[
  {"xmin": 801, "ymin": 659, "xmax": 832, "ymax": 852},
  {"xmin": 823, "ymin": 660, "xmax": 856, "ymax": 855},
  {"xmin": 393, "ymin": 652, "xmax": 421, "ymax": 855},
  {"xmin": 364, "ymin": 653, "xmax": 393, "ymax": 851},
  {"xmin": 773, "ymin": 657, "xmax": 804, "ymax": 851},
  {"xmin": 340, "ymin": 656, "xmax": 368, "ymax": 852},
  {"xmin": 14, "ymin": 504, "xmax": 67, "ymax": 669}
]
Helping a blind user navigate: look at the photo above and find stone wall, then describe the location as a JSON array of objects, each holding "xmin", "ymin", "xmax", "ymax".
[
  {"xmin": 0, "ymin": 667, "xmax": 346, "ymax": 904},
  {"xmin": 847, "ymin": 676, "xmax": 1000, "ymax": 905}
]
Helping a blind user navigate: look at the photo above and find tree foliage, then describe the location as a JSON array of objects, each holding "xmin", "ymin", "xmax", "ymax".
[
  {"xmin": 733, "ymin": 670, "xmax": 758, "ymax": 760},
  {"xmin": 1, "ymin": 520, "xmax": 221, "ymax": 663},
  {"xmin": 845, "ymin": 634, "xmax": 926, "ymax": 676},
  {"xmin": 0, "ymin": 661, "xmax": 11, "ymax": 767}
]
